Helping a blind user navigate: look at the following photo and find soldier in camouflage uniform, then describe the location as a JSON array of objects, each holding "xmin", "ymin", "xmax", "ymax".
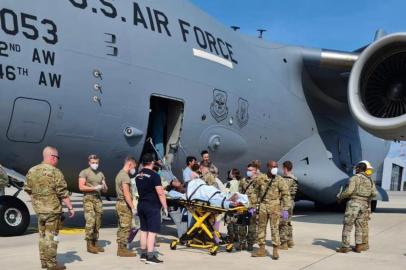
[
  {"xmin": 279, "ymin": 161, "xmax": 298, "ymax": 249},
  {"xmin": 78, "ymin": 154, "xmax": 108, "ymax": 254},
  {"xmin": 336, "ymin": 160, "xmax": 377, "ymax": 253},
  {"xmin": 24, "ymin": 146, "xmax": 74, "ymax": 270},
  {"xmin": 115, "ymin": 156, "xmax": 138, "ymax": 257},
  {"xmin": 237, "ymin": 161, "xmax": 261, "ymax": 251},
  {"xmin": 0, "ymin": 164, "xmax": 8, "ymax": 196},
  {"xmin": 252, "ymin": 160, "xmax": 290, "ymax": 260}
]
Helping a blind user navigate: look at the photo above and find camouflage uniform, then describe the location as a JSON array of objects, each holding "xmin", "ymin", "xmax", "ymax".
[
  {"xmin": 279, "ymin": 174, "xmax": 298, "ymax": 245},
  {"xmin": 362, "ymin": 202, "xmax": 371, "ymax": 249},
  {"xmin": 256, "ymin": 174, "xmax": 290, "ymax": 247},
  {"xmin": 0, "ymin": 165, "xmax": 8, "ymax": 196},
  {"xmin": 79, "ymin": 167, "xmax": 105, "ymax": 241},
  {"xmin": 115, "ymin": 169, "xmax": 132, "ymax": 247},
  {"xmin": 238, "ymin": 177, "xmax": 259, "ymax": 247},
  {"xmin": 24, "ymin": 163, "xmax": 69, "ymax": 269},
  {"xmin": 338, "ymin": 173, "xmax": 377, "ymax": 248}
]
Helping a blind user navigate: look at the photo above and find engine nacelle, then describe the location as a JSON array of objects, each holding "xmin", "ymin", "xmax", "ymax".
[{"xmin": 349, "ymin": 33, "xmax": 406, "ymax": 140}]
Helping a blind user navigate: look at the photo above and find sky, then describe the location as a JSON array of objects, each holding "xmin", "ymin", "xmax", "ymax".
[
  {"xmin": 190, "ymin": 0, "xmax": 406, "ymax": 51},
  {"xmin": 191, "ymin": 0, "xmax": 406, "ymax": 161}
]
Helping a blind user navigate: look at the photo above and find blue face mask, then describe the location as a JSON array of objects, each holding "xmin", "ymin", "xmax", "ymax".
[
  {"xmin": 157, "ymin": 170, "xmax": 162, "ymax": 176},
  {"xmin": 246, "ymin": 171, "xmax": 253, "ymax": 178}
]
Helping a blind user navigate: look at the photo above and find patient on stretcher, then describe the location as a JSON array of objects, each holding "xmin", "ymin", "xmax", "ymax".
[{"xmin": 168, "ymin": 177, "xmax": 249, "ymax": 209}]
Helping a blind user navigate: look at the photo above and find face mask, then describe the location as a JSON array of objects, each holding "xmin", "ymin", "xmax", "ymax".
[
  {"xmin": 271, "ymin": 168, "xmax": 278, "ymax": 175},
  {"xmin": 90, "ymin": 164, "xmax": 99, "ymax": 171},
  {"xmin": 365, "ymin": 169, "xmax": 373, "ymax": 176},
  {"xmin": 246, "ymin": 171, "xmax": 253, "ymax": 178},
  {"xmin": 353, "ymin": 169, "xmax": 357, "ymax": 175},
  {"xmin": 129, "ymin": 168, "xmax": 136, "ymax": 175}
]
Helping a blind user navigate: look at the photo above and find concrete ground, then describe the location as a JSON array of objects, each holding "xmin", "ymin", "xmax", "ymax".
[{"xmin": 1, "ymin": 190, "xmax": 406, "ymax": 270}]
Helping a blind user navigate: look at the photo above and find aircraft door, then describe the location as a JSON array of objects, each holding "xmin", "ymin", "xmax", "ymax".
[
  {"xmin": 141, "ymin": 95, "xmax": 184, "ymax": 165},
  {"xmin": 7, "ymin": 98, "xmax": 51, "ymax": 143}
]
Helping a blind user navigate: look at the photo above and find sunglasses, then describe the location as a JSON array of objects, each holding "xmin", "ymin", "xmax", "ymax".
[{"xmin": 51, "ymin": 155, "xmax": 60, "ymax": 160}]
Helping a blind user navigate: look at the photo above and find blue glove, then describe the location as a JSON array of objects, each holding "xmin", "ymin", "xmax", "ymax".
[
  {"xmin": 248, "ymin": 208, "xmax": 256, "ymax": 216},
  {"xmin": 281, "ymin": 210, "xmax": 289, "ymax": 221}
]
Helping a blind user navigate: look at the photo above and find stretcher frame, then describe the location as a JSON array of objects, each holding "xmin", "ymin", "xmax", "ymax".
[{"xmin": 169, "ymin": 198, "xmax": 247, "ymax": 255}]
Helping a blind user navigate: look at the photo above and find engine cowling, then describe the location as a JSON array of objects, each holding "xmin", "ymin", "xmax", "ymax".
[{"xmin": 349, "ymin": 33, "xmax": 406, "ymax": 140}]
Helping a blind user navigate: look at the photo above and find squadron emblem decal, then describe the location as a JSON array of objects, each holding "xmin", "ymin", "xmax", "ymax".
[
  {"xmin": 236, "ymin": 98, "xmax": 249, "ymax": 127},
  {"xmin": 210, "ymin": 89, "xmax": 228, "ymax": 122}
]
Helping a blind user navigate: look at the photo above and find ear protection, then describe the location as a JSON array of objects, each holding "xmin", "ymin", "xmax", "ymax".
[{"xmin": 365, "ymin": 169, "xmax": 373, "ymax": 176}]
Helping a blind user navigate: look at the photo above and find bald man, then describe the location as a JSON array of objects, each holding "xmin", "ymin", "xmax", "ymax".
[{"xmin": 24, "ymin": 146, "xmax": 74, "ymax": 270}]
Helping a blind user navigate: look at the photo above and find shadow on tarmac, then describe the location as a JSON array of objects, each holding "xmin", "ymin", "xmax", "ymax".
[
  {"xmin": 312, "ymin": 238, "xmax": 341, "ymax": 250},
  {"xmin": 57, "ymin": 251, "xmax": 83, "ymax": 265}
]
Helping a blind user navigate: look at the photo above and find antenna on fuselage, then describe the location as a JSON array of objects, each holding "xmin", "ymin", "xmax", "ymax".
[{"xmin": 257, "ymin": 29, "xmax": 267, "ymax": 39}]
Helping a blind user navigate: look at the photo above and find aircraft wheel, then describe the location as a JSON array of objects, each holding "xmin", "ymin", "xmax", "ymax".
[
  {"xmin": 170, "ymin": 240, "xmax": 177, "ymax": 250},
  {"xmin": 225, "ymin": 243, "xmax": 234, "ymax": 252},
  {"xmin": 0, "ymin": 196, "xmax": 30, "ymax": 236},
  {"xmin": 210, "ymin": 245, "xmax": 219, "ymax": 256}
]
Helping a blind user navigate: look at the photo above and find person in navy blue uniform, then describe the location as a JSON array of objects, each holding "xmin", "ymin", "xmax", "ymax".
[{"xmin": 135, "ymin": 153, "xmax": 168, "ymax": 264}]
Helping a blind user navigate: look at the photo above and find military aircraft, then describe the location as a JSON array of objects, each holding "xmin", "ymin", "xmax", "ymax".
[{"xmin": 0, "ymin": 0, "xmax": 405, "ymax": 236}]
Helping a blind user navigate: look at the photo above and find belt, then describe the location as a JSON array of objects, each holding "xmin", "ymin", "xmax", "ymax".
[
  {"xmin": 84, "ymin": 193, "xmax": 101, "ymax": 198},
  {"xmin": 350, "ymin": 196, "xmax": 369, "ymax": 202}
]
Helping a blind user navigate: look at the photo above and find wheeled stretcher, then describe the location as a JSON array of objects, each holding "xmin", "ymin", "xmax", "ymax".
[{"xmin": 168, "ymin": 198, "xmax": 248, "ymax": 255}]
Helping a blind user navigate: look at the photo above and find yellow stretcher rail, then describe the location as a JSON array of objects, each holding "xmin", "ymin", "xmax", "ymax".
[{"xmin": 168, "ymin": 199, "xmax": 248, "ymax": 256}]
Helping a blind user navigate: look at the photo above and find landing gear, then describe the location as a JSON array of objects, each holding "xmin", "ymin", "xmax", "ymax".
[
  {"xmin": 0, "ymin": 196, "xmax": 30, "ymax": 236},
  {"xmin": 371, "ymin": 200, "xmax": 377, "ymax": 212}
]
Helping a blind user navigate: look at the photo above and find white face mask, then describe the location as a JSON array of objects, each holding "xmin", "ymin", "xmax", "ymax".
[
  {"xmin": 271, "ymin": 168, "xmax": 278, "ymax": 175},
  {"xmin": 90, "ymin": 164, "xmax": 99, "ymax": 171},
  {"xmin": 130, "ymin": 168, "xmax": 136, "ymax": 175},
  {"xmin": 246, "ymin": 171, "xmax": 254, "ymax": 178}
]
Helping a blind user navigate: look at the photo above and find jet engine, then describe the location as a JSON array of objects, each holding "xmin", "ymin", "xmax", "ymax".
[{"xmin": 348, "ymin": 33, "xmax": 406, "ymax": 140}]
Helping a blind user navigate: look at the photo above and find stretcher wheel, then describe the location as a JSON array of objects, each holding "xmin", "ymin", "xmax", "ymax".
[
  {"xmin": 210, "ymin": 246, "xmax": 219, "ymax": 256},
  {"xmin": 170, "ymin": 240, "xmax": 177, "ymax": 250},
  {"xmin": 225, "ymin": 243, "xmax": 234, "ymax": 252}
]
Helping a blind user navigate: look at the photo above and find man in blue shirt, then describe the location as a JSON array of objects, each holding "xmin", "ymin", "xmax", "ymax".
[
  {"xmin": 182, "ymin": 156, "xmax": 197, "ymax": 183},
  {"xmin": 136, "ymin": 153, "xmax": 168, "ymax": 264}
]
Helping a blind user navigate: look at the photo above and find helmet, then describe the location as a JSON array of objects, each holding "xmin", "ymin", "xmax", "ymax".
[
  {"xmin": 358, "ymin": 160, "xmax": 373, "ymax": 169},
  {"xmin": 358, "ymin": 160, "xmax": 374, "ymax": 176}
]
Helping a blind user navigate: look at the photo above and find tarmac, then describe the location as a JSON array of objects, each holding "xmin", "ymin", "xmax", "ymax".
[{"xmin": 1, "ymin": 189, "xmax": 406, "ymax": 270}]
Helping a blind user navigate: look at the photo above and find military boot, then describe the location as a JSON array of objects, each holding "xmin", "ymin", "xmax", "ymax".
[
  {"xmin": 117, "ymin": 245, "xmax": 136, "ymax": 257},
  {"xmin": 93, "ymin": 240, "xmax": 105, "ymax": 252},
  {"xmin": 354, "ymin": 244, "xmax": 364, "ymax": 253},
  {"xmin": 280, "ymin": 242, "xmax": 289, "ymax": 250},
  {"xmin": 336, "ymin": 246, "xmax": 351, "ymax": 253},
  {"xmin": 251, "ymin": 244, "xmax": 266, "ymax": 257},
  {"xmin": 272, "ymin": 245, "xmax": 279, "ymax": 260},
  {"xmin": 237, "ymin": 242, "xmax": 247, "ymax": 251},
  {"xmin": 87, "ymin": 240, "xmax": 98, "ymax": 254},
  {"xmin": 246, "ymin": 243, "xmax": 254, "ymax": 251},
  {"xmin": 287, "ymin": 240, "xmax": 295, "ymax": 248}
]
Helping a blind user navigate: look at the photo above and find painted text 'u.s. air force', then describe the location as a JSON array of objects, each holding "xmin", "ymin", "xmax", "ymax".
[{"xmin": 67, "ymin": 0, "xmax": 238, "ymax": 64}]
